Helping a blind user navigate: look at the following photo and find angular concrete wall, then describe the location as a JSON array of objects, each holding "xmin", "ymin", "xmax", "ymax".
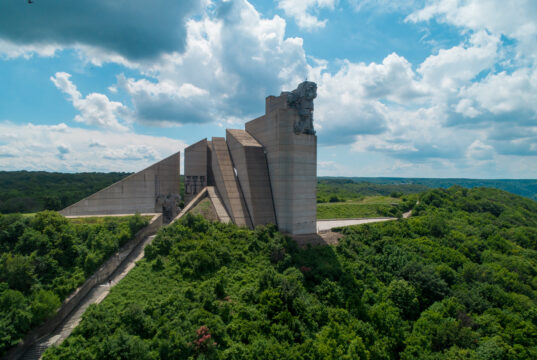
[
  {"xmin": 60, "ymin": 152, "xmax": 180, "ymax": 216},
  {"xmin": 245, "ymin": 96, "xmax": 317, "ymax": 235},
  {"xmin": 210, "ymin": 137, "xmax": 252, "ymax": 228},
  {"xmin": 184, "ymin": 139, "xmax": 208, "ymax": 204},
  {"xmin": 226, "ymin": 129, "xmax": 276, "ymax": 227}
]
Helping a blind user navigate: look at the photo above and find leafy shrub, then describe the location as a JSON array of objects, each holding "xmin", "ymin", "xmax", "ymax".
[
  {"xmin": 44, "ymin": 188, "xmax": 537, "ymax": 359},
  {"xmin": 0, "ymin": 211, "xmax": 148, "ymax": 355}
]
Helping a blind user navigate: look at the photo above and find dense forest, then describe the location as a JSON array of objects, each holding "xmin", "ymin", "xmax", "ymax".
[
  {"xmin": 336, "ymin": 177, "xmax": 537, "ymax": 201},
  {"xmin": 0, "ymin": 172, "xmax": 187, "ymax": 214},
  {"xmin": 2, "ymin": 170, "xmax": 534, "ymax": 214},
  {"xmin": 0, "ymin": 212, "xmax": 149, "ymax": 355},
  {"xmin": 44, "ymin": 187, "xmax": 537, "ymax": 359},
  {"xmin": 316, "ymin": 178, "xmax": 427, "ymax": 203},
  {"xmin": 317, "ymin": 195, "xmax": 418, "ymax": 220},
  {"xmin": 0, "ymin": 171, "xmax": 131, "ymax": 213}
]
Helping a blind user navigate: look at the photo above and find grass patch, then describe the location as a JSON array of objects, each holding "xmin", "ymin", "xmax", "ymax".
[
  {"xmin": 317, "ymin": 196, "xmax": 401, "ymax": 219},
  {"xmin": 189, "ymin": 198, "xmax": 218, "ymax": 221}
]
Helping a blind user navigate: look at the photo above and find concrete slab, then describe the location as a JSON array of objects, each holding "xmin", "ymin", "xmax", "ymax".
[
  {"xmin": 226, "ymin": 129, "xmax": 276, "ymax": 228},
  {"xmin": 60, "ymin": 152, "xmax": 180, "ymax": 217}
]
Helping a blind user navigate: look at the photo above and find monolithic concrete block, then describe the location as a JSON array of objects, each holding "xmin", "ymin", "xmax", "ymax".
[
  {"xmin": 245, "ymin": 95, "xmax": 317, "ymax": 235},
  {"xmin": 60, "ymin": 152, "xmax": 181, "ymax": 217},
  {"xmin": 210, "ymin": 137, "xmax": 252, "ymax": 228},
  {"xmin": 226, "ymin": 129, "xmax": 276, "ymax": 228}
]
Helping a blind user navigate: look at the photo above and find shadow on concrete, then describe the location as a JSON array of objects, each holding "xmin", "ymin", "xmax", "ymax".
[{"xmin": 290, "ymin": 232, "xmax": 344, "ymax": 247}]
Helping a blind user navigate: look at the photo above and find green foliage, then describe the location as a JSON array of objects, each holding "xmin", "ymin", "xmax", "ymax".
[
  {"xmin": 0, "ymin": 211, "xmax": 148, "ymax": 355},
  {"xmin": 341, "ymin": 176, "xmax": 537, "ymax": 201},
  {"xmin": 316, "ymin": 178, "xmax": 427, "ymax": 203},
  {"xmin": 317, "ymin": 195, "xmax": 416, "ymax": 219},
  {"xmin": 45, "ymin": 187, "xmax": 537, "ymax": 359},
  {"xmin": 0, "ymin": 171, "xmax": 130, "ymax": 213}
]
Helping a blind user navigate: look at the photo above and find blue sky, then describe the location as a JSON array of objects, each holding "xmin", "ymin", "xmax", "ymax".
[{"xmin": 0, "ymin": 0, "xmax": 536, "ymax": 178}]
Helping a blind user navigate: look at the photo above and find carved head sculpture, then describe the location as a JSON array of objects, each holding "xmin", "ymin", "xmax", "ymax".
[
  {"xmin": 294, "ymin": 81, "xmax": 317, "ymax": 100},
  {"xmin": 281, "ymin": 81, "xmax": 317, "ymax": 135}
]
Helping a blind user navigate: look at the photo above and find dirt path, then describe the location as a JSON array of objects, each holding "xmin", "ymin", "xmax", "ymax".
[
  {"xmin": 19, "ymin": 235, "xmax": 156, "ymax": 360},
  {"xmin": 403, "ymin": 200, "xmax": 419, "ymax": 219}
]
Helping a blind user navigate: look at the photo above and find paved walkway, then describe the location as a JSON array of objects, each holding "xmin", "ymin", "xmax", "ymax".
[
  {"xmin": 316, "ymin": 201, "xmax": 416, "ymax": 233},
  {"xmin": 19, "ymin": 235, "xmax": 156, "ymax": 360},
  {"xmin": 317, "ymin": 218, "xmax": 396, "ymax": 232}
]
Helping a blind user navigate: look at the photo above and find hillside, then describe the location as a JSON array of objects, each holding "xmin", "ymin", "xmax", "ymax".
[
  {"xmin": 1, "ymin": 170, "xmax": 534, "ymax": 214},
  {"xmin": 317, "ymin": 195, "xmax": 418, "ymax": 219},
  {"xmin": 44, "ymin": 187, "xmax": 537, "ymax": 359},
  {"xmin": 317, "ymin": 178, "xmax": 427, "ymax": 203},
  {"xmin": 0, "ymin": 213, "xmax": 148, "ymax": 355},
  {"xmin": 336, "ymin": 177, "xmax": 537, "ymax": 201}
]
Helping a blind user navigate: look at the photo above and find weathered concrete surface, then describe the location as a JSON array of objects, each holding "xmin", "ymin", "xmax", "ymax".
[
  {"xmin": 290, "ymin": 233, "xmax": 332, "ymax": 247},
  {"xmin": 60, "ymin": 152, "xmax": 180, "ymax": 216},
  {"xmin": 6, "ymin": 215, "xmax": 163, "ymax": 360},
  {"xmin": 64, "ymin": 213, "xmax": 158, "ymax": 219},
  {"xmin": 172, "ymin": 187, "xmax": 208, "ymax": 223},
  {"xmin": 206, "ymin": 186, "xmax": 232, "ymax": 223},
  {"xmin": 245, "ymin": 95, "xmax": 317, "ymax": 235},
  {"xmin": 184, "ymin": 139, "xmax": 209, "ymax": 204},
  {"xmin": 226, "ymin": 129, "xmax": 276, "ymax": 227},
  {"xmin": 210, "ymin": 137, "xmax": 252, "ymax": 228}
]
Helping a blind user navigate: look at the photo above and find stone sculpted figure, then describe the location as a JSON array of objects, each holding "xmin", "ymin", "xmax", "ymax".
[
  {"xmin": 281, "ymin": 81, "xmax": 317, "ymax": 135},
  {"xmin": 156, "ymin": 193, "xmax": 181, "ymax": 223}
]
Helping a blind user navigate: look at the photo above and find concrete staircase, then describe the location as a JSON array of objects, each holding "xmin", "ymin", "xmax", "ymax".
[
  {"xmin": 226, "ymin": 129, "xmax": 276, "ymax": 227},
  {"xmin": 210, "ymin": 137, "xmax": 252, "ymax": 228},
  {"xmin": 206, "ymin": 186, "xmax": 232, "ymax": 223},
  {"xmin": 19, "ymin": 339, "xmax": 51, "ymax": 360},
  {"xmin": 13, "ymin": 235, "xmax": 158, "ymax": 360}
]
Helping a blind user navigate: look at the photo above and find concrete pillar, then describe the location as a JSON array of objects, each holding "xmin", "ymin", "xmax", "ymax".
[
  {"xmin": 184, "ymin": 139, "xmax": 209, "ymax": 204},
  {"xmin": 245, "ymin": 95, "xmax": 317, "ymax": 235},
  {"xmin": 226, "ymin": 129, "xmax": 276, "ymax": 227}
]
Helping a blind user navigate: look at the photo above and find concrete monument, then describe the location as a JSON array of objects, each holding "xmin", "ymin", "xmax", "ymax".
[
  {"xmin": 61, "ymin": 81, "xmax": 318, "ymax": 235},
  {"xmin": 184, "ymin": 81, "xmax": 318, "ymax": 235},
  {"xmin": 60, "ymin": 152, "xmax": 181, "ymax": 222}
]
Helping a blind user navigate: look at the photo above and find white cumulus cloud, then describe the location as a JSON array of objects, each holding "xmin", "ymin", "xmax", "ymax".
[
  {"xmin": 277, "ymin": 0, "xmax": 335, "ymax": 30},
  {"xmin": 51, "ymin": 72, "xmax": 130, "ymax": 131},
  {"xmin": 0, "ymin": 122, "xmax": 186, "ymax": 172},
  {"xmin": 117, "ymin": 0, "xmax": 308, "ymax": 126}
]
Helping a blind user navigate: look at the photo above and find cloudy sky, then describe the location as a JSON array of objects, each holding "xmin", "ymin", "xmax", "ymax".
[{"xmin": 0, "ymin": 0, "xmax": 536, "ymax": 178}]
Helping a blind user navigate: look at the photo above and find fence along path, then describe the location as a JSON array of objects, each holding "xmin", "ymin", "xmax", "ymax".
[
  {"xmin": 9, "ymin": 215, "xmax": 162, "ymax": 360},
  {"xmin": 18, "ymin": 233, "xmax": 158, "ymax": 360}
]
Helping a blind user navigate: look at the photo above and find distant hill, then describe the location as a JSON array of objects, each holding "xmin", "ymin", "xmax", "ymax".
[
  {"xmin": 320, "ymin": 177, "xmax": 537, "ymax": 201},
  {"xmin": 317, "ymin": 177, "xmax": 427, "ymax": 203},
  {"xmin": 1, "ymin": 170, "xmax": 535, "ymax": 214}
]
